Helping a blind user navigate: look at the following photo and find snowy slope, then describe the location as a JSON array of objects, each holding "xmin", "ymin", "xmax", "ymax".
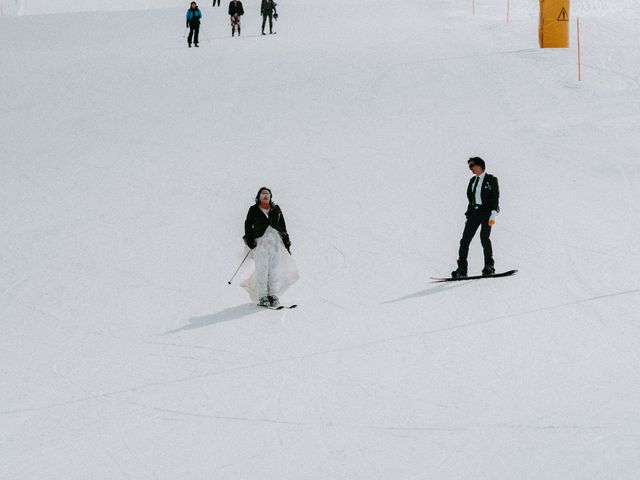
[
  {"xmin": 0, "ymin": 0, "xmax": 185, "ymax": 16},
  {"xmin": 1, "ymin": 0, "xmax": 640, "ymax": 478}
]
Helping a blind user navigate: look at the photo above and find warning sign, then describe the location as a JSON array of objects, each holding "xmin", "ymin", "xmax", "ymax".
[
  {"xmin": 557, "ymin": 7, "xmax": 569, "ymax": 21},
  {"xmin": 539, "ymin": 0, "xmax": 570, "ymax": 48}
]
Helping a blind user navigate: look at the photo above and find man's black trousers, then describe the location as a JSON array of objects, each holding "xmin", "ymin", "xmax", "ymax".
[
  {"xmin": 457, "ymin": 206, "xmax": 493, "ymax": 270},
  {"xmin": 262, "ymin": 13, "xmax": 273, "ymax": 33},
  {"xmin": 188, "ymin": 25, "xmax": 200, "ymax": 45}
]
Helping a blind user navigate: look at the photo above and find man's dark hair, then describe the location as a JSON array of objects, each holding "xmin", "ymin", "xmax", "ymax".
[{"xmin": 468, "ymin": 157, "xmax": 486, "ymax": 170}]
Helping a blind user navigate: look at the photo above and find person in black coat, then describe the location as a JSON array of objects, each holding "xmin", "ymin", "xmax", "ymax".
[
  {"xmin": 242, "ymin": 187, "xmax": 296, "ymax": 307},
  {"xmin": 452, "ymin": 157, "xmax": 500, "ymax": 278},
  {"xmin": 228, "ymin": 0, "xmax": 244, "ymax": 37},
  {"xmin": 186, "ymin": 2, "xmax": 202, "ymax": 48},
  {"xmin": 261, "ymin": 0, "xmax": 277, "ymax": 35},
  {"xmin": 243, "ymin": 188, "xmax": 290, "ymax": 252}
]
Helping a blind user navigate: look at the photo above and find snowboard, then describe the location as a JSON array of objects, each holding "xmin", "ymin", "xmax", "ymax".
[{"xmin": 430, "ymin": 269, "xmax": 518, "ymax": 283}]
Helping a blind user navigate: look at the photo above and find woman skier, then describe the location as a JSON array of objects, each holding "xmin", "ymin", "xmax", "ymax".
[{"xmin": 242, "ymin": 187, "xmax": 298, "ymax": 307}]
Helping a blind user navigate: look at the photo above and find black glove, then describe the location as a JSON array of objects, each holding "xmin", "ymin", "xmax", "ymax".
[
  {"xmin": 273, "ymin": 12, "xmax": 278, "ymax": 19},
  {"xmin": 186, "ymin": 22, "xmax": 189, "ymax": 28},
  {"xmin": 243, "ymin": 235, "xmax": 257, "ymax": 249}
]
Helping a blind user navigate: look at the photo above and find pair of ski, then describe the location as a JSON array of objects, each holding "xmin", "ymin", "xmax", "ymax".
[
  {"xmin": 259, "ymin": 304, "xmax": 297, "ymax": 310},
  {"xmin": 430, "ymin": 269, "xmax": 518, "ymax": 283}
]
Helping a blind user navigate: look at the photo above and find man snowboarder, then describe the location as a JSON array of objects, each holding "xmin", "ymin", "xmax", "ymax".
[
  {"xmin": 228, "ymin": 0, "xmax": 244, "ymax": 37},
  {"xmin": 261, "ymin": 0, "xmax": 277, "ymax": 35},
  {"xmin": 451, "ymin": 157, "xmax": 500, "ymax": 278},
  {"xmin": 186, "ymin": 2, "xmax": 202, "ymax": 47}
]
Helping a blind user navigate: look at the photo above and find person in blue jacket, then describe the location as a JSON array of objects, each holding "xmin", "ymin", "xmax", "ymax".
[{"xmin": 186, "ymin": 2, "xmax": 202, "ymax": 47}]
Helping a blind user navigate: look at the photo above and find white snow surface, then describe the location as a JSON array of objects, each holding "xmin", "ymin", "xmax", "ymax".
[{"xmin": 2, "ymin": 0, "xmax": 640, "ymax": 478}]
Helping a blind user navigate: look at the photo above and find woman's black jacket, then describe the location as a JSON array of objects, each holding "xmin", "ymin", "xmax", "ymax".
[
  {"xmin": 228, "ymin": 1, "xmax": 244, "ymax": 16},
  {"xmin": 243, "ymin": 204, "xmax": 290, "ymax": 250}
]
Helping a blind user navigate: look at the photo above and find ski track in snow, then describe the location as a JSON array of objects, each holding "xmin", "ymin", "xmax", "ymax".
[{"xmin": 3, "ymin": 285, "xmax": 639, "ymax": 417}]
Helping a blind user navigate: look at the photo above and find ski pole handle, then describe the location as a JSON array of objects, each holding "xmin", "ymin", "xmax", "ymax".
[{"xmin": 227, "ymin": 250, "xmax": 251, "ymax": 284}]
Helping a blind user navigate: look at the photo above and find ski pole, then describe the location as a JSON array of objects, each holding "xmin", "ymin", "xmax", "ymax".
[{"xmin": 227, "ymin": 250, "xmax": 251, "ymax": 284}]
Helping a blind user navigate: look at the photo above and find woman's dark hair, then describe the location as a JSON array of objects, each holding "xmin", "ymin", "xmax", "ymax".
[{"xmin": 254, "ymin": 187, "xmax": 274, "ymax": 206}]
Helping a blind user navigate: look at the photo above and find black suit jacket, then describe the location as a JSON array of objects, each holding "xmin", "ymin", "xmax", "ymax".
[
  {"xmin": 466, "ymin": 173, "xmax": 499, "ymax": 215},
  {"xmin": 243, "ymin": 204, "xmax": 288, "ymax": 243},
  {"xmin": 261, "ymin": 0, "xmax": 276, "ymax": 14}
]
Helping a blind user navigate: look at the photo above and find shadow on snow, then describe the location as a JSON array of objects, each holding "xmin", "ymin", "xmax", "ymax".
[
  {"xmin": 163, "ymin": 303, "xmax": 260, "ymax": 334},
  {"xmin": 381, "ymin": 282, "xmax": 465, "ymax": 305}
]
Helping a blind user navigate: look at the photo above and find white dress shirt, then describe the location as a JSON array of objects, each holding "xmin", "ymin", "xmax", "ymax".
[{"xmin": 473, "ymin": 172, "xmax": 487, "ymax": 205}]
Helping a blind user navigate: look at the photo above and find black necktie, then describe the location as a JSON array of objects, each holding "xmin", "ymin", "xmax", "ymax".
[{"xmin": 472, "ymin": 176, "xmax": 479, "ymax": 205}]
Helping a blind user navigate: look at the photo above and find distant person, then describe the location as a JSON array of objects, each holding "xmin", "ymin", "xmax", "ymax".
[
  {"xmin": 242, "ymin": 187, "xmax": 298, "ymax": 307},
  {"xmin": 186, "ymin": 2, "xmax": 202, "ymax": 47},
  {"xmin": 451, "ymin": 157, "xmax": 500, "ymax": 278},
  {"xmin": 261, "ymin": 0, "xmax": 277, "ymax": 35},
  {"xmin": 228, "ymin": 0, "xmax": 244, "ymax": 37}
]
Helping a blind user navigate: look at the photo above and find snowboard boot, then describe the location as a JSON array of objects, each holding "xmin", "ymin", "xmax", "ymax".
[
  {"xmin": 482, "ymin": 265, "xmax": 495, "ymax": 277},
  {"xmin": 188, "ymin": 43, "xmax": 192, "ymax": 47},
  {"xmin": 452, "ymin": 259, "xmax": 467, "ymax": 279},
  {"xmin": 258, "ymin": 296, "xmax": 270, "ymax": 307},
  {"xmin": 262, "ymin": 30, "xmax": 266, "ymax": 35},
  {"xmin": 451, "ymin": 269, "xmax": 467, "ymax": 279},
  {"xmin": 268, "ymin": 295, "xmax": 280, "ymax": 307},
  {"xmin": 195, "ymin": 43, "xmax": 199, "ymax": 47}
]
